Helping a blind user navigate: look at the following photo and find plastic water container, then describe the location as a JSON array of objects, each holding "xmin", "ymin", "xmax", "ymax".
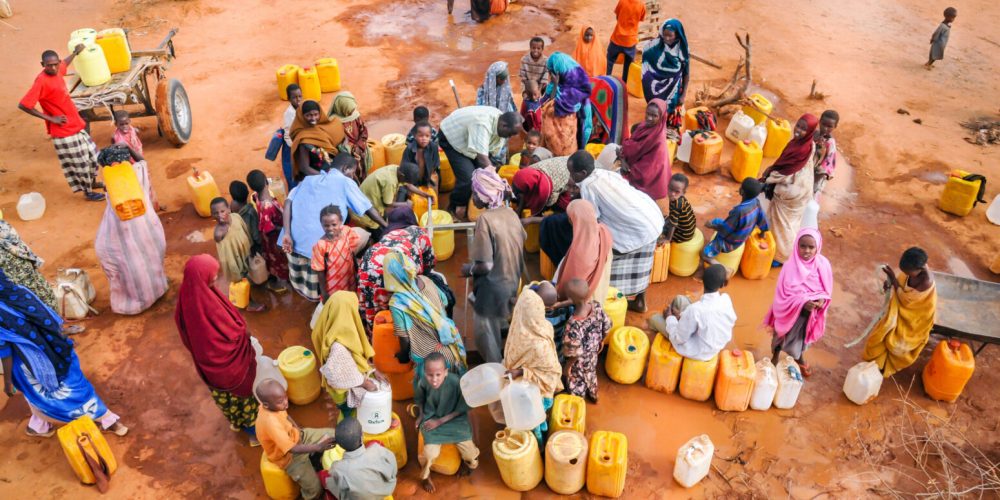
[
  {"xmin": 596, "ymin": 143, "xmax": 620, "ymax": 170},
  {"xmin": 16, "ymin": 192, "xmax": 46, "ymax": 221},
  {"xmin": 750, "ymin": 357, "xmax": 778, "ymax": 410},
  {"xmin": 748, "ymin": 122, "xmax": 767, "ymax": 148},
  {"xmin": 651, "ymin": 243, "xmax": 670, "ymax": 283},
  {"xmin": 187, "ymin": 168, "xmax": 221, "ymax": 218},
  {"xmin": 585, "ymin": 142, "xmax": 606, "ymax": 159},
  {"xmin": 314, "ymin": 58, "xmax": 341, "ymax": 93},
  {"xmin": 801, "ymin": 199, "xmax": 820, "ymax": 229},
  {"xmin": 673, "ymin": 434, "xmax": 714, "ymax": 488},
  {"xmin": 488, "ymin": 400, "xmax": 506, "ymax": 425},
  {"xmin": 725, "ymin": 110, "xmax": 755, "ymax": 143},
  {"xmin": 75, "ymin": 45, "xmax": 112, "ymax": 87},
  {"xmin": 604, "ymin": 287, "xmax": 627, "ymax": 333},
  {"xmin": 260, "ymin": 452, "xmax": 299, "ymax": 500},
  {"xmin": 418, "ymin": 432, "xmax": 460, "ymax": 475},
  {"xmin": 492, "ymin": 429, "xmax": 544, "ymax": 491},
  {"xmin": 626, "ymin": 62, "xmax": 642, "ymax": 98},
  {"xmin": 773, "ymin": 356, "xmax": 804, "ymax": 409},
  {"xmin": 381, "ymin": 133, "xmax": 407, "ymax": 166},
  {"xmin": 587, "ymin": 431, "xmax": 628, "ymax": 498},
  {"xmin": 844, "ymin": 361, "xmax": 883, "ymax": 405},
  {"xmin": 498, "ymin": 164, "xmax": 518, "ymax": 186},
  {"xmin": 679, "ymin": 354, "xmax": 719, "ymax": 402},
  {"xmin": 104, "ymin": 162, "xmax": 146, "ymax": 221},
  {"xmin": 386, "ymin": 370, "xmax": 414, "ymax": 402},
  {"xmin": 713, "ymin": 241, "xmax": 746, "ymax": 277},
  {"xmin": 363, "ymin": 413, "xmax": 407, "ymax": 468},
  {"xmin": 939, "ymin": 170, "xmax": 986, "ymax": 217},
  {"xmin": 540, "ymin": 251, "xmax": 556, "ymax": 281},
  {"xmin": 67, "ymin": 28, "xmax": 97, "ymax": 53},
  {"xmin": 275, "ymin": 64, "xmax": 300, "ymax": 101},
  {"xmin": 277, "ymin": 346, "xmax": 322, "ymax": 405},
  {"xmin": 499, "ymin": 376, "xmax": 546, "ymax": 431},
  {"xmin": 409, "ymin": 185, "xmax": 437, "ymax": 222},
  {"xmin": 714, "ymin": 349, "xmax": 756, "ymax": 412},
  {"xmin": 763, "ymin": 118, "xmax": 792, "ymax": 157},
  {"xmin": 545, "ymin": 430, "xmax": 588, "ymax": 495},
  {"xmin": 740, "ymin": 228, "xmax": 775, "ymax": 280},
  {"xmin": 670, "ymin": 228, "xmax": 705, "ymax": 277},
  {"xmin": 357, "ymin": 381, "xmax": 392, "ymax": 434},
  {"xmin": 228, "ymin": 279, "xmax": 250, "ymax": 309},
  {"xmin": 689, "ymin": 132, "xmax": 723, "ymax": 174},
  {"xmin": 438, "ymin": 150, "xmax": 455, "ymax": 192},
  {"xmin": 646, "ymin": 333, "xmax": 683, "ymax": 394},
  {"xmin": 320, "ymin": 445, "xmax": 346, "ymax": 470},
  {"xmin": 298, "ymin": 66, "xmax": 322, "ymax": 103},
  {"xmin": 731, "ymin": 140, "xmax": 763, "ymax": 182},
  {"xmin": 742, "ymin": 93, "xmax": 773, "ymax": 124},
  {"xmin": 986, "ymin": 194, "xmax": 1000, "ymax": 225},
  {"xmin": 372, "ymin": 310, "xmax": 409, "ymax": 374},
  {"xmin": 549, "ymin": 393, "xmax": 586, "ymax": 434},
  {"xmin": 95, "ymin": 28, "xmax": 131, "ymax": 74},
  {"xmin": 420, "ymin": 209, "xmax": 455, "ymax": 261},
  {"xmin": 268, "ymin": 177, "xmax": 287, "ymax": 205},
  {"xmin": 684, "ymin": 106, "xmax": 711, "ymax": 132},
  {"xmin": 57, "ymin": 416, "xmax": 118, "ymax": 485},
  {"xmin": 606, "ymin": 326, "xmax": 650, "ymax": 384},
  {"xmin": 254, "ymin": 355, "xmax": 288, "ymax": 397},
  {"xmin": 522, "ymin": 209, "xmax": 540, "ymax": 253},
  {"xmin": 460, "ymin": 362, "xmax": 506, "ymax": 407},
  {"xmin": 467, "ymin": 198, "xmax": 483, "ymax": 222},
  {"xmin": 368, "ymin": 139, "xmax": 387, "ymax": 172},
  {"xmin": 922, "ymin": 340, "xmax": 975, "ymax": 403},
  {"xmin": 676, "ymin": 130, "xmax": 695, "ymax": 163}
]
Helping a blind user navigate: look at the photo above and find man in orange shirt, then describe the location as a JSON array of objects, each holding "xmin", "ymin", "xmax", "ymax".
[
  {"xmin": 18, "ymin": 46, "xmax": 106, "ymax": 201},
  {"xmin": 605, "ymin": 0, "xmax": 647, "ymax": 84},
  {"xmin": 256, "ymin": 380, "xmax": 336, "ymax": 500}
]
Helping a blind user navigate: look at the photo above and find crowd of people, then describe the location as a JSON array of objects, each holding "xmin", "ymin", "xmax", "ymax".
[{"xmin": 2, "ymin": 1, "xmax": 950, "ymax": 498}]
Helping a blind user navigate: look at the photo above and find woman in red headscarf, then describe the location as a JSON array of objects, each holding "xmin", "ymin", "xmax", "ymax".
[
  {"xmin": 761, "ymin": 113, "xmax": 819, "ymax": 264},
  {"xmin": 618, "ymin": 99, "xmax": 672, "ymax": 212},
  {"xmin": 175, "ymin": 254, "xmax": 259, "ymax": 440},
  {"xmin": 511, "ymin": 156, "xmax": 573, "ymax": 216}
]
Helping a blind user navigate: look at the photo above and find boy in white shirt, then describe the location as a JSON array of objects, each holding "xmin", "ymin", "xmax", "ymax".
[{"xmin": 655, "ymin": 264, "xmax": 736, "ymax": 361}]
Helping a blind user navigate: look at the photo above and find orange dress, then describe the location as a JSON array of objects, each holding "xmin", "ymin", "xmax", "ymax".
[{"xmin": 311, "ymin": 229, "xmax": 360, "ymax": 296}]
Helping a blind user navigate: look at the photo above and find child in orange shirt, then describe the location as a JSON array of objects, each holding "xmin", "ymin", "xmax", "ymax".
[
  {"xmin": 311, "ymin": 205, "xmax": 361, "ymax": 302},
  {"xmin": 605, "ymin": 0, "xmax": 646, "ymax": 83}
]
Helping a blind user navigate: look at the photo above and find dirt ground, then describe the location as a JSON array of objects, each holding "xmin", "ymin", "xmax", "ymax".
[{"xmin": 1, "ymin": 0, "xmax": 999, "ymax": 498}]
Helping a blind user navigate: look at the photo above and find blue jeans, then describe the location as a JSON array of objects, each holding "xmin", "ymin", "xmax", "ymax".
[{"xmin": 606, "ymin": 41, "xmax": 637, "ymax": 83}]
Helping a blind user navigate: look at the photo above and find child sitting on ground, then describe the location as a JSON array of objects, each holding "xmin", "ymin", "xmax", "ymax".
[
  {"xmin": 520, "ymin": 81, "xmax": 544, "ymax": 132},
  {"xmin": 211, "ymin": 197, "xmax": 264, "ymax": 312},
  {"xmin": 246, "ymin": 170, "xmax": 289, "ymax": 292},
  {"xmin": 664, "ymin": 264, "xmax": 736, "ymax": 361},
  {"xmin": 812, "ymin": 109, "xmax": 839, "ymax": 196},
  {"xmin": 407, "ymin": 106, "xmax": 438, "ymax": 144},
  {"xmin": 698, "ymin": 178, "xmax": 769, "ymax": 279},
  {"xmin": 255, "ymin": 379, "xmax": 336, "ymax": 500},
  {"xmin": 662, "ymin": 173, "xmax": 696, "ymax": 244},
  {"xmin": 311, "ymin": 205, "xmax": 361, "ymax": 302},
  {"xmin": 402, "ymin": 121, "xmax": 440, "ymax": 189},
  {"xmin": 561, "ymin": 278, "xmax": 611, "ymax": 403},
  {"xmin": 229, "ymin": 181, "xmax": 263, "ymax": 257},
  {"xmin": 414, "ymin": 352, "xmax": 479, "ymax": 493}
]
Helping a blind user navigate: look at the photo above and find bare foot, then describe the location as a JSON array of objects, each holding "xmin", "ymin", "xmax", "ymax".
[
  {"xmin": 457, "ymin": 462, "xmax": 473, "ymax": 477},
  {"xmin": 422, "ymin": 478, "xmax": 436, "ymax": 493}
]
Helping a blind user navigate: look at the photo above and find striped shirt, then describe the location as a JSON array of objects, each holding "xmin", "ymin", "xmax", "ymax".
[
  {"xmin": 712, "ymin": 198, "xmax": 769, "ymax": 253},
  {"xmin": 668, "ymin": 196, "xmax": 697, "ymax": 243},
  {"xmin": 519, "ymin": 53, "xmax": 550, "ymax": 92},
  {"xmin": 439, "ymin": 106, "xmax": 504, "ymax": 160},
  {"xmin": 578, "ymin": 169, "xmax": 662, "ymax": 253}
]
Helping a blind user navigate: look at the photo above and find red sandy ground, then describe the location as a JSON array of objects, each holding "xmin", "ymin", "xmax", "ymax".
[{"xmin": 0, "ymin": 0, "xmax": 998, "ymax": 498}]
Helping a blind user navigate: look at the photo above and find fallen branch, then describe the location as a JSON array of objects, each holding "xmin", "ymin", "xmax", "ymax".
[{"xmin": 703, "ymin": 32, "xmax": 752, "ymax": 110}]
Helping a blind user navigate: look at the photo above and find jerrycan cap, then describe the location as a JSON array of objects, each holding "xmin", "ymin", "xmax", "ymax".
[
  {"xmin": 947, "ymin": 339, "xmax": 960, "ymax": 350},
  {"xmin": 731, "ymin": 349, "xmax": 743, "ymax": 356},
  {"xmin": 303, "ymin": 349, "xmax": 313, "ymax": 357}
]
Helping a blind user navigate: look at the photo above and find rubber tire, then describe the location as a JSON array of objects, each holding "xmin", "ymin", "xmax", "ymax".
[{"xmin": 155, "ymin": 78, "xmax": 192, "ymax": 147}]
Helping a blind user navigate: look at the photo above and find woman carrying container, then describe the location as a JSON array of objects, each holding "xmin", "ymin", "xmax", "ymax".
[
  {"xmin": 763, "ymin": 228, "xmax": 833, "ymax": 377},
  {"xmin": 618, "ymin": 99, "xmax": 672, "ymax": 212},
  {"xmin": 174, "ymin": 254, "xmax": 259, "ymax": 444},
  {"xmin": 385, "ymin": 251, "xmax": 467, "ymax": 378},
  {"xmin": 641, "ymin": 19, "xmax": 689, "ymax": 131},
  {"xmin": 327, "ymin": 91, "xmax": 372, "ymax": 180},
  {"xmin": 311, "ymin": 290, "xmax": 382, "ymax": 418},
  {"xmin": 510, "ymin": 156, "xmax": 572, "ymax": 217},
  {"xmin": 0, "ymin": 268, "xmax": 128, "ymax": 438},
  {"xmin": 503, "ymin": 289, "xmax": 563, "ymax": 443},
  {"xmin": 761, "ymin": 114, "xmax": 818, "ymax": 265},
  {"xmin": 540, "ymin": 52, "xmax": 594, "ymax": 155},
  {"xmin": 290, "ymin": 100, "xmax": 345, "ymax": 181}
]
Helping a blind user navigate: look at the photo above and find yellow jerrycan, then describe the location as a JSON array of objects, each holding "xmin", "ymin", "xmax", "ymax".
[
  {"xmin": 297, "ymin": 66, "xmax": 322, "ymax": 103},
  {"xmin": 606, "ymin": 326, "xmax": 650, "ymax": 384},
  {"xmin": 314, "ymin": 58, "xmax": 341, "ymax": 93},
  {"xmin": 363, "ymin": 413, "xmax": 408, "ymax": 469},
  {"xmin": 713, "ymin": 240, "xmax": 746, "ymax": 277},
  {"xmin": 763, "ymin": 118, "xmax": 791, "ymax": 157},
  {"xmin": 669, "ymin": 228, "xmax": 705, "ymax": 277},
  {"xmin": 57, "ymin": 416, "xmax": 118, "ymax": 485},
  {"xmin": 546, "ymin": 430, "xmax": 588, "ymax": 494},
  {"xmin": 95, "ymin": 28, "xmax": 131, "ymax": 74},
  {"xmin": 604, "ymin": 287, "xmax": 627, "ymax": 334},
  {"xmin": 409, "ymin": 186, "xmax": 438, "ymax": 222},
  {"xmin": 645, "ymin": 333, "xmax": 683, "ymax": 394},
  {"xmin": 492, "ymin": 429, "xmax": 544, "ymax": 491},
  {"xmin": 626, "ymin": 62, "xmax": 643, "ymax": 98},
  {"xmin": 418, "ymin": 432, "xmax": 461, "ymax": 475},
  {"xmin": 679, "ymin": 353, "xmax": 720, "ymax": 402},
  {"xmin": 75, "ymin": 44, "xmax": 112, "ymax": 87},
  {"xmin": 381, "ymin": 133, "xmax": 407, "ymax": 166},
  {"xmin": 549, "ymin": 393, "xmax": 586, "ymax": 434},
  {"xmin": 497, "ymin": 164, "xmax": 518, "ymax": 185},
  {"xmin": 938, "ymin": 170, "xmax": 986, "ymax": 217},
  {"xmin": 420, "ymin": 209, "xmax": 455, "ymax": 261},
  {"xmin": 275, "ymin": 64, "xmax": 300, "ymax": 101},
  {"xmin": 368, "ymin": 139, "xmax": 387, "ymax": 172},
  {"xmin": 261, "ymin": 452, "xmax": 300, "ymax": 500},
  {"xmin": 277, "ymin": 346, "xmax": 322, "ymax": 405},
  {"xmin": 684, "ymin": 106, "xmax": 711, "ymax": 132},
  {"xmin": 438, "ymin": 150, "xmax": 455, "ymax": 192},
  {"xmin": 922, "ymin": 340, "xmax": 975, "ymax": 403},
  {"xmin": 740, "ymin": 228, "xmax": 775, "ymax": 280},
  {"xmin": 688, "ymin": 131, "xmax": 723, "ymax": 175},
  {"xmin": 742, "ymin": 93, "xmax": 772, "ymax": 124},
  {"xmin": 103, "ymin": 161, "xmax": 146, "ymax": 221},
  {"xmin": 731, "ymin": 139, "xmax": 763, "ymax": 182},
  {"xmin": 187, "ymin": 168, "xmax": 221, "ymax": 218},
  {"xmin": 228, "ymin": 279, "xmax": 250, "ymax": 309},
  {"xmin": 651, "ymin": 243, "xmax": 670, "ymax": 283},
  {"xmin": 540, "ymin": 250, "xmax": 556, "ymax": 281},
  {"xmin": 714, "ymin": 349, "xmax": 756, "ymax": 412},
  {"xmin": 587, "ymin": 431, "xmax": 628, "ymax": 498},
  {"xmin": 523, "ymin": 209, "xmax": 540, "ymax": 253}
]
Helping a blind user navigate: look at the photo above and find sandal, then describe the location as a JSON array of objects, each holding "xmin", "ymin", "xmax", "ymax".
[
  {"xmin": 63, "ymin": 324, "xmax": 86, "ymax": 335},
  {"xmin": 797, "ymin": 361, "xmax": 813, "ymax": 378},
  {"xmin": 246, "ymin": 303, "xmax": 267, "ymax": 313},
  {"xmin": 84, "ymin": 191, "xmax": 106, "ymax": 202},
  {"xmin": 91, "ymin": 182, "xmax": 106, "ymax": 190},
  {"xmin": 266, "ymin": 281, "xmax": 288, "ymax": 294},
  {"xmin": 26, "ymin": 427, "xmax": 55, "ymax": 438},
  {"xmin": 107, "ymin": 422, "xmax": 129, "ymax": 436}
]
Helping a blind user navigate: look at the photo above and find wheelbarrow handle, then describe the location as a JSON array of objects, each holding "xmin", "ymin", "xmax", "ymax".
[{"xmin": 157, "ymin": 28, "xmax": 180, "ymax": 50}]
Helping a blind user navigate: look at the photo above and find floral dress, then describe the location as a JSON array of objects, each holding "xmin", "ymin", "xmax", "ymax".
[
  {"xmin": 254, "ymin": 195, "xmax": 289, "ymax": 281},
  {"xmin": 356, "ymin": 227, "xmax": 435, "ymax": 330},
  {"xmin": 562, "ymin": 301, "xmax": 611, "ymax": 399}
]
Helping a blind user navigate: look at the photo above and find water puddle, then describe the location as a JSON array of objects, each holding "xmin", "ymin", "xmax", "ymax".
[
  {"xmin": 496, "ymin": 35, "xmax": 552, "ymax": 53},
  {"xmin": 818, "ymin": 152, "xmax": 857, "ymax": 214}
]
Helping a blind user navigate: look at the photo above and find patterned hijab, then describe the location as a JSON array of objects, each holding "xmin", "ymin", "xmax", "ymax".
[
  {"xmin": 503, "ymin": 289, "xmax": 564, "ymax": 397},
  {"xmin": 384, "ymin": 251, "xmax": 465, "ymax": 364},
  {"xmin": 471, "ymin": 166, "xmax": 510, "ymax": 209},
  {"xmin": 0, "ymin": 221, "xmax": 42, "ymax": 267},
  {"xmin": 477, "ymin": 61, "xmax": 517, "ymax": 113}
]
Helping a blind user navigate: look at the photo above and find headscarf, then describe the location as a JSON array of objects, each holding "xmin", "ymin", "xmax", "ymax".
[
  {"xmin": 384, "ymin": 251, "xmax": 466, "ymax": 366},
  {"xmin": 328, "ymin": 91, "xmax": 371, "ymax": 176},
  {"xmin": 476, "ymin": 61, "xmax": 517, "ymax": 113},
  {"xmin": 544, "ymin": 52, "xmax": 594, "ymax": 144},
  {"xmin": 0, "ymin": 267, "xmax": 68, "ymax": 391},
  {"xmin": 328, "ymin": 91, "xmax": 361, "ymax": 122},
  {"xmin": 471, "ymin": 166, "xmax": 509, "ymax": 209},
  {"xmin": 310, "ymin": 291, "xmax": 374, "ymax": 384},
  {"xmin": 621, "ymin": 98, "xmax": 672, "ymax": 199},
  {"xmin": 556, "ymin": 200, "xmax": 613, "ymax": 300},
  {"xmin": 763, "ymin": 228, "xmax": 833, "ymax": 345},
  {"xmin": 512, "ymin": 167, "xmax": 553, "ymax": 216},
  {"xmin": 641, "ymin": 19, "xmax": 690, "ymax": 112},
  {"xmin": 174, "ymin": 254, "xmax": 257, "ymax": 397},
  {"xmin": 385, "ymin": 205, "xmax": 419, "ymax": 234},
  {"xmin": 290, "ymin": 100, "xmax": 346, "ymax": 176},
  {"xmin": 767, "ymin": 114, "xmax": 819, "ymax": 176},
  {"xmin": 503, "ymin": 289, "xmax": 564, "ymax": 397},
  {"xmin": 0, "ymin": 221, "xmax": 43, "ymax": 267},
  {"xmin": 572, "ymin": 26, "xmax": 603, "ymax": 77}
]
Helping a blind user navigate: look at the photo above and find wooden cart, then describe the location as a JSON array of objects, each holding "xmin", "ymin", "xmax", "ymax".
[{"xmin": 66, "ymin": 28, "xmax": 191, "ymax": 146}]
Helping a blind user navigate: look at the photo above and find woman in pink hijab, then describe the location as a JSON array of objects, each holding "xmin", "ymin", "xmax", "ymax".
[{"xmin": 764, "ymin": 227, "xmax": 833, "ymax": 377}]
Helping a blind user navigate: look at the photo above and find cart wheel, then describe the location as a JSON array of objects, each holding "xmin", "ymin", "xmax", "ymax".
[{"xmin": 155, "ymin": 78, "xmax": 192, "ymax": 146}]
